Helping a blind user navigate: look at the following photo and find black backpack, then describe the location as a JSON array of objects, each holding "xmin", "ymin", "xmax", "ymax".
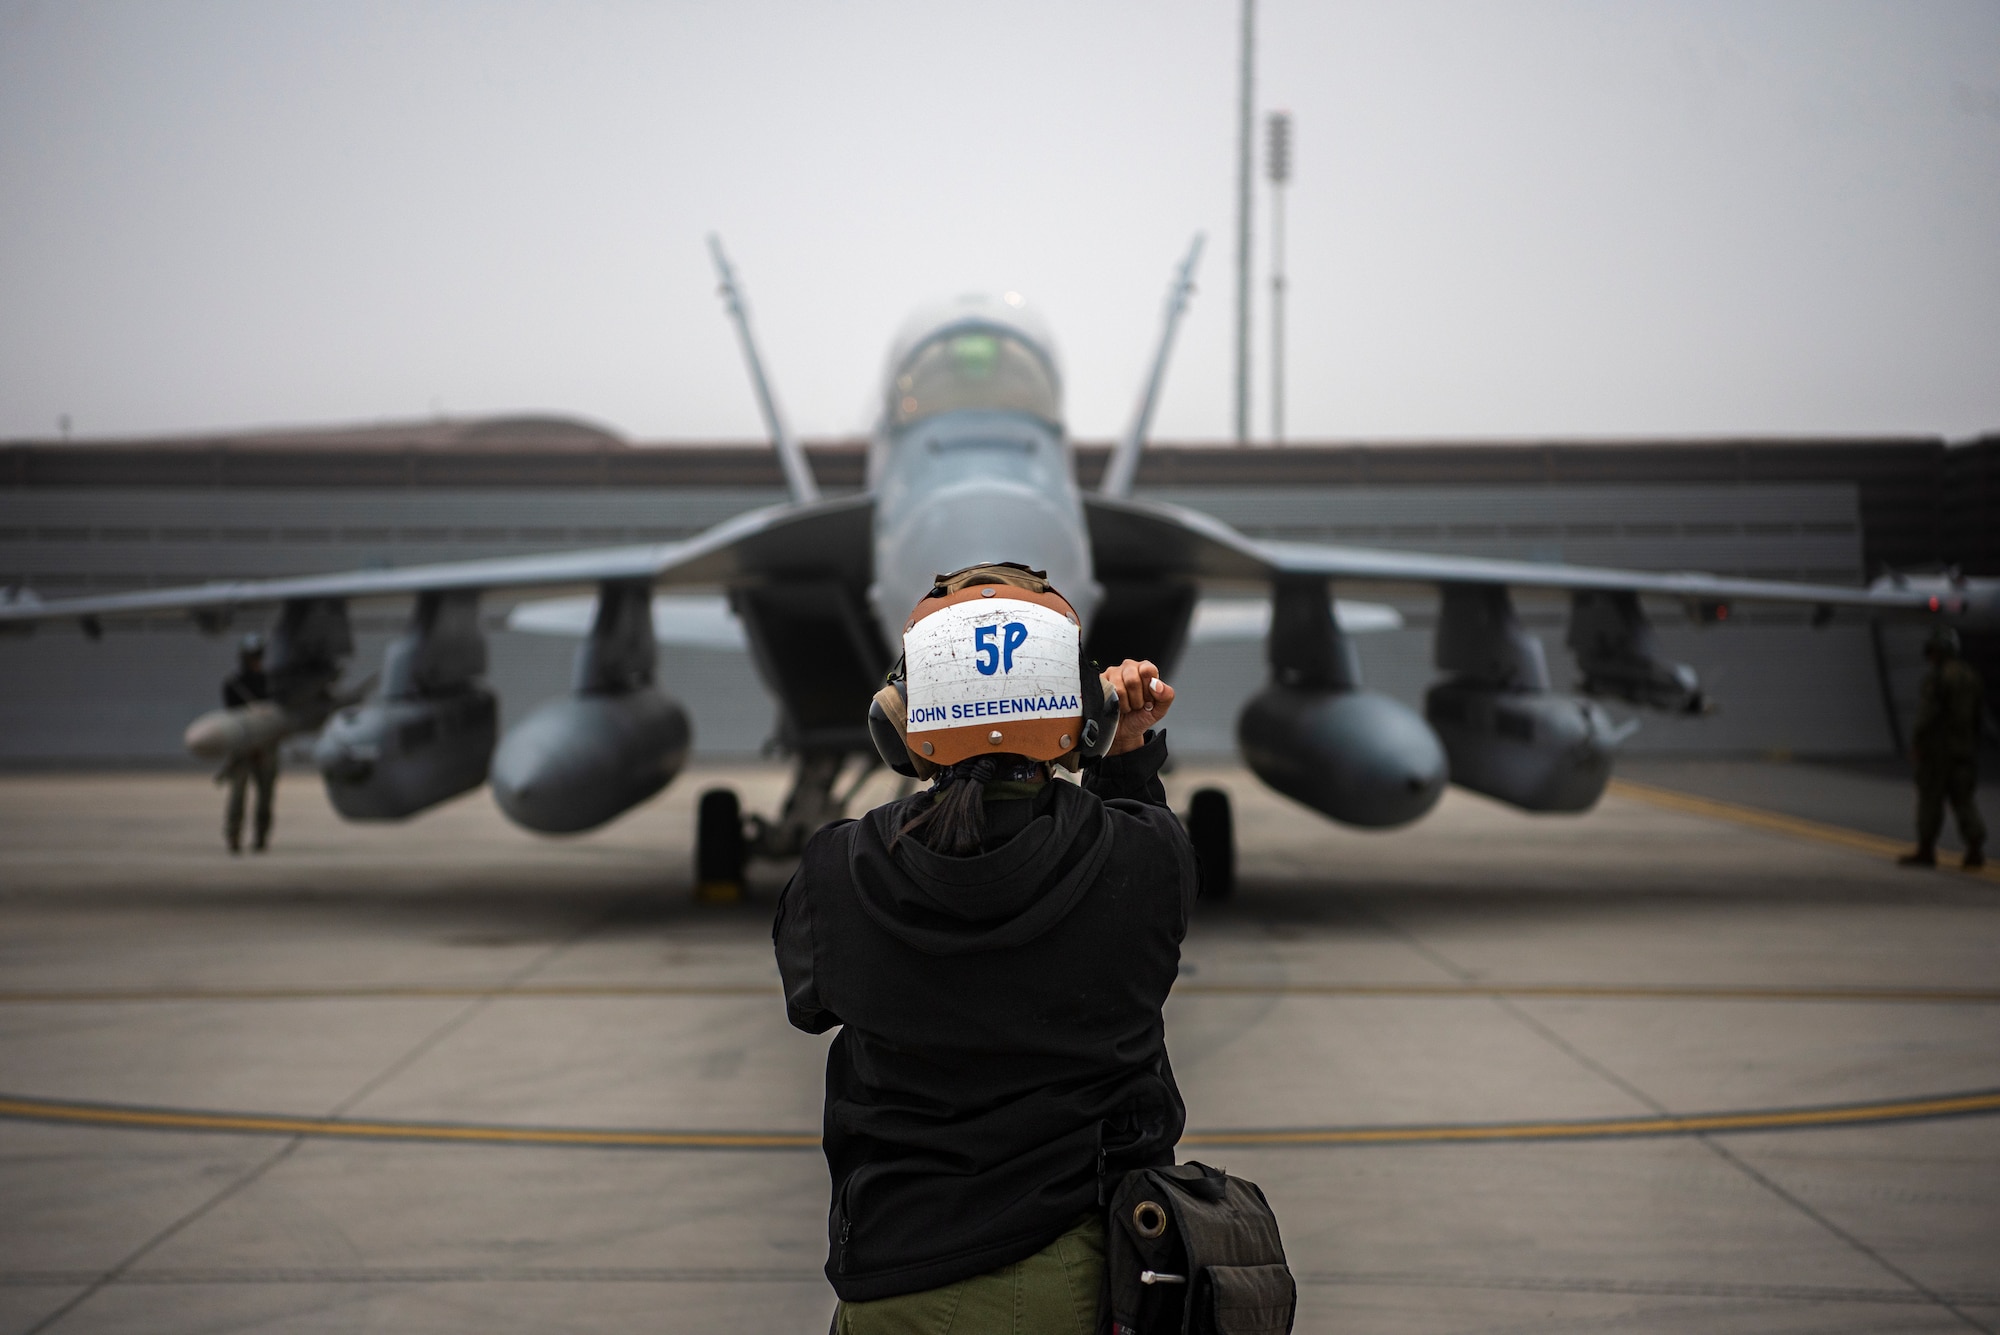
[{"xmin": 1104, "ymin": 1162, "xmax": 1297, "ymax": 1334}]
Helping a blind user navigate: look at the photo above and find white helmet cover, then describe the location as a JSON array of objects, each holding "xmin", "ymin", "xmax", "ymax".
[{"xmin": 901, "ymin": 584, "xmax": 1085, "ymax": 766}]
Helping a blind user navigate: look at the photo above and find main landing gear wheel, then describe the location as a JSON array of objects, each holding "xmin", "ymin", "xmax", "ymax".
[
  {"xmin": 695, "ymin": 788, "xmax": 747, "ymax": 903},
  {"xmin": 1187, "ymin": 787, "xmax": 1234, "ymax": 901}
]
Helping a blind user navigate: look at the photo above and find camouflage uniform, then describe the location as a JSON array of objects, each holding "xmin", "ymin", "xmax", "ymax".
[
  {"xmin": 1909, "ymin": 644, "xmax": 1985, "ymax": 867},
  {"xmin": 222, "ymin": 660, "xmax": 277, "ymax": 853}
]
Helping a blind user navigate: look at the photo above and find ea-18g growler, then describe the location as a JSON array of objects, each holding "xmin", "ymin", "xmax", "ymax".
[{"xmin": 5, "ymin": 235, "xmax": 1993, "ymax": 893}]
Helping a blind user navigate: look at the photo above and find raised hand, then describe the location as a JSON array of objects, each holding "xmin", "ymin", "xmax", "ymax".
[{"xmin": 1103, "ymin": 658, "xmax": 1174, "ymax": 757}]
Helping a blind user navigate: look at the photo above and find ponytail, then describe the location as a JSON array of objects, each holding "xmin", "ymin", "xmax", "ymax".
[{"xmin": 894, "ymin": 755, "xmax": 1004, "ymax": 856}]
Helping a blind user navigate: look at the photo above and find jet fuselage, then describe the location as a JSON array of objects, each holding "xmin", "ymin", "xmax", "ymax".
[{"xmin": 866, "ymin": 298, "xmax": 1098, "ymax": 647}]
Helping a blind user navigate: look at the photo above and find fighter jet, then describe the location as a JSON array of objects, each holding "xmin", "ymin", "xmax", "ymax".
[{"xmin": 4, "ymin": 235, "xmax": 1994, "ymax": 892}]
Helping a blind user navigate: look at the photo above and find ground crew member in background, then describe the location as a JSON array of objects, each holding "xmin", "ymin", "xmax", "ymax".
[
  {"xmin": 221, "ymin": 634, "xmax": 278, "ymax": 854},
  {"xmin": 1900, "ymin": 625, "xmax": 1985, "ymax": 870},
  {"xmin": 774, "ymin": 564, "xmax": 1196, "ymax": 1334}
]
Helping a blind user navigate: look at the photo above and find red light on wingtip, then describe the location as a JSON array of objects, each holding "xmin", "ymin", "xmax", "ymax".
[
  {"xmin": 1929, "ymin": 596, "xmax": 1940, "ymax": 611},
  {"xmin": 1716, "ymin": 605, "xmax": 1728, "ymax": 621}
]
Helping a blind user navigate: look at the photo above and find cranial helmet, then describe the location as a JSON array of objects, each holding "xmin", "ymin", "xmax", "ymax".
[
  {"xmin": 869, "ymin": 563, "xmax": 1121, "ymax": 780},
  {"xmin": 1926, "ymin": 624, "xmax": 1961, "ymax": 658},
  {"xmin": 239, "ymin": 632, "xmax": 265, "ymax": 657}
]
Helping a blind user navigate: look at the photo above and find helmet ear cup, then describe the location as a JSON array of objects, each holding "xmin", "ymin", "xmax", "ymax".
[
  {"xmin": 868, "ymin": 682, "xmax": 919, "ymax": 779},
  {"xmin": 868, "ymin": 680, "xmax": 936, "ymax": 780}
]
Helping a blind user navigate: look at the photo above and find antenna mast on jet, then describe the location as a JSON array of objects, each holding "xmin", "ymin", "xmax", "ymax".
[
  {"xmin": 1101, "ymin": 234, "xmax": 1205, "ymax": 499},
  {"xmin": 708, "ymin": 235, "xmax": 820, "ymax": 505}
]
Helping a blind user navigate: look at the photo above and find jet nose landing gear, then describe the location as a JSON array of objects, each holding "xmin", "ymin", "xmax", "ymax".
[{"xmin": 691, "ymin": 752, "xmax": 890, "ymax": 904}]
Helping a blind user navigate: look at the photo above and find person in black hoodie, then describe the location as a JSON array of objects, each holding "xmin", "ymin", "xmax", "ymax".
[{"xmin": 774, "ymin": 564, "xmax": 1197, "ymax": 1334}]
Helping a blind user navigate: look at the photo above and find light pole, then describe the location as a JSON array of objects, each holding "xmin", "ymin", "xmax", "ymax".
[
  {"xmin": 1232, "ymin": 0, "xmax": 1255, "ymax": 446},
  {"xmin": 1267, "ymin": 111, "xmax": 1291, "ymax": 445}
]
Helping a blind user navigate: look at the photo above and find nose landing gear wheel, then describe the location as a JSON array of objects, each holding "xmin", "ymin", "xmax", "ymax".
[
  {"xmin": 695, "ymin": 788, "xmax": 747, "ymax": 902},
  {"xmin": 1187, "ymin": 787, "xmax": 1234, "ymax": 900}
]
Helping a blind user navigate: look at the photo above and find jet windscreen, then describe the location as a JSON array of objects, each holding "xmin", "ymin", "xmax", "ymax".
[{"xmin": 889, "ymin": 331, "xmax": 1060, "ymax": 429}]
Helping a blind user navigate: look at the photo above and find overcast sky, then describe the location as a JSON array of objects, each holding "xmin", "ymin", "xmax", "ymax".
[{"xmin": 2, "ymin": 1, "xmax": 1996, "ymax": 444}]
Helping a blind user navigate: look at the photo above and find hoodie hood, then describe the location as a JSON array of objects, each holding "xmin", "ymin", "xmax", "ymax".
[{"xmin": 850, "ymin": 782, "xmax": 1113, "ymax": 956}]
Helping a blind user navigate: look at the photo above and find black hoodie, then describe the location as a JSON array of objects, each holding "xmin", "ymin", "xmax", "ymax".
[{"xmin": 773, "ymin": 731, "xmax": 1196, "ymax": 1302}]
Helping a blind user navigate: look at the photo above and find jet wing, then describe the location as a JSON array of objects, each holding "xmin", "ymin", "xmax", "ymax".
[
  {"xmin": 0, "ymin": 494, "xmax": 874, "ymax": 627},
  {"xmin": 508, "ymin": 593, "xmax": 750, "ymax": 649},
  {"xmin": 1084, "ymin": 493, "xmax": 1996, "ymax": 620}
]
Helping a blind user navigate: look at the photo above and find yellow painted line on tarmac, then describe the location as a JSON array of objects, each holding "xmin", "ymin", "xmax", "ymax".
[
  {"xmin": 1606, "ymin": 778, "xmax": 2000, "ymax": 884},
  {"xmin": 3, "ymin": 1088, "xmax": 1998, "ymax": 1152},
  {"xmin": 0, "ymin": 984, "xmax": 780, "ymax": 1004},
  {"xmin": 2, "ymin": 981, "xmax": 1997, "ymax": 1005},
  {"xmin": 1181, "ymin": 1088, "xmax": 2000, "ymax": 1146},
  {"xmin": 0, "ymin": 1096, "xmax": 818, "ymax": 1149},
  {"xmin": 1176, "ymin": 982, "xmax": 2000, "ymax": 1005}
]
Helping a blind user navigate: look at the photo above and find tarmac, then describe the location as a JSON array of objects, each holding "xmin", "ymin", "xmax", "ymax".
[{"xmin": 0, "ymin": 756, "xmax": 1996, "ymax": 1334}]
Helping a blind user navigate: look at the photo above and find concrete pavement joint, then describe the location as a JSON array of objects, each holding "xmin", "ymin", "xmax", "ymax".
[
  {"xmin": 1359, "ymin": 897, "xmax": 1996, "ymax": 1333},
  {"xmin": 1696, "ymin": 1131, "xmax": 1997, "ymax": 1334},
  {"xmin": 20, "ymin": 897, "xmax": 629, "ymax": 1333},
  {"xmin": 20, "ymin": 1137, "xmax": 305, "ymax": 1335},
  {"xmin": 1500, "ymin": 1003, "xmax": 1997, "ymax": 1333}
]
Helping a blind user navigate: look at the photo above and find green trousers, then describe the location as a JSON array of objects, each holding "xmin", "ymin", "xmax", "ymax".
[
  {"xmin": 224, "ymin": 748, "xmax": 278, "ymax": 851},
  {"xmin": 834, "ymin": 1214, "xmax": 1105, "ymax": 1335},
  {"xmin": 1917, "ymin": 757, "xmax": 1985, "ymax": 851}
]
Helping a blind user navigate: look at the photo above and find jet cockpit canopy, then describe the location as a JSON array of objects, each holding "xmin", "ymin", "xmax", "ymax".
[{"xmin": 883, "ymin": 294, "xmax": 1063, "ymax": 431}]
